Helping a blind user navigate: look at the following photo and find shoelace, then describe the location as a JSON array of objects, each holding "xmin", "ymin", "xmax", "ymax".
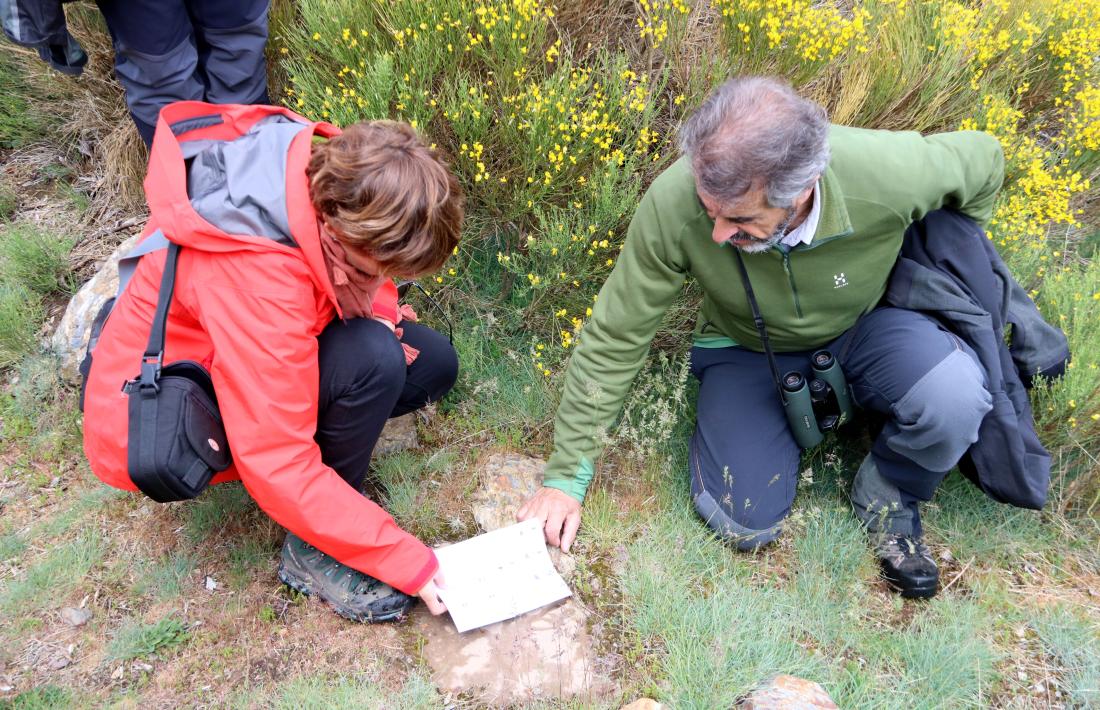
[
  {"xmin": 883, "ymin": 536, "xmax": 933, "ymax": 565},
  {"xmin": 295, "ymin": 538, "xmax": 398, "ymax": 603}
]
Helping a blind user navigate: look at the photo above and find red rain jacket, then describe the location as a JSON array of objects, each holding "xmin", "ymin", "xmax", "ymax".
[{"xmin": 82, "ymin": 102, "xmax": 437, "ymax": 595}]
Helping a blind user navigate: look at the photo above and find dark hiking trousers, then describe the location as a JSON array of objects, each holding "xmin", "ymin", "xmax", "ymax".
[
  {"xmin": 315, "ymin": 319, "xmax": 458, "ymax": 492},
  {"xmin": 96, "ymin": 0, "xmax": 270, "ymax": 146},
  {"xmin": 690, "ymin": 307, "xmax": 992, "ymax": 550}
]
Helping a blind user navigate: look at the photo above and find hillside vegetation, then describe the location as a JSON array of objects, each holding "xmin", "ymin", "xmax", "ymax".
[{"xmin": 0, "ymin": 0, "xmax": 1097, "ymax": 707}]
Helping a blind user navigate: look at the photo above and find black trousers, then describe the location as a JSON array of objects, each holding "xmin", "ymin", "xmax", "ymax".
[{"xmin": 315, "ymin": 319, "xmax": 458, "ymax": 491}]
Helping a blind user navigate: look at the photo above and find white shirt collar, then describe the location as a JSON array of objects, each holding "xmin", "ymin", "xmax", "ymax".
[{"xmin": 779, "ymin": 182, "xmax": 821, "ymax": 248}]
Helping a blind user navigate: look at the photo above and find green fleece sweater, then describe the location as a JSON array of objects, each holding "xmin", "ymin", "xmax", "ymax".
[{"xmin": 543, "ymin": 125, "xmax": 1005, "ymax": 501}]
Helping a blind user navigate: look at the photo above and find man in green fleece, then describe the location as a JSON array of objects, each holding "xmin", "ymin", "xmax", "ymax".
[{"xmin": 517, "ymin": 75, "xmax": 1005, "ymax": 598}]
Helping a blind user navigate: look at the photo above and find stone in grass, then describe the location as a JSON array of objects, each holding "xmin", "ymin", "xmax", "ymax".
[
  {"xmin": 416, "ymin": 598, "xmax": 615, "ymax": 706},
  {"xmin": 373, "ymin": 412, "xmax": 419, "ymax": 456},
  {"xmin": 470, "ymin": 452, "xmax": 574, "ymax": 579},
  {"xmin": 51, "ymin": 232, "xmax": 141, "ymax": 383},
  {"xmin": 417, "ymin": 451, "xmax": 608, "ymax": 705},
  {"xmin": 621, "ymin": 700, "xmax": 665, "ymax": 710},
  {"xmin": 740, "ymin": 675, "xmax": 838, "ymax": 709},
  {"xmin": 470, "ymin": 452, "xmax": 544, "ymax": 532},
  {"xmin": 59, "ymin": 607, "xmax": 92, "ymax": 627}
]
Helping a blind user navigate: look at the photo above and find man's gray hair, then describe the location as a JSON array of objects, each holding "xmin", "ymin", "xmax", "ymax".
[{"xmin": 678, "ymin": 76, "xmax": 830, "ymax": 209}]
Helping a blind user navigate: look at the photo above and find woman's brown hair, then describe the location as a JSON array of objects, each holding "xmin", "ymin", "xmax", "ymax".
[{"xmin": 307, "ymin": 121, "xmax": 464, "ymax": 277}]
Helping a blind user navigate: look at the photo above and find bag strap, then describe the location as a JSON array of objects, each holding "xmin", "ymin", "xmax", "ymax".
[
  {"xmin": 732, "ymin": 249, "xmax": 785, "ymax": 400},
  {"xmin": 136, "ymin": 242, "xmax": 181, "ymax": 392},
  {"xmin": 118, "ymin": 229, "xmax": 171, "ymax": 298}
]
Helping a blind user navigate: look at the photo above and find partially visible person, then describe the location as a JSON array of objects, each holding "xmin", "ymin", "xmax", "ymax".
[
  {"xmin": 519, "ymin": 76, "xmax": 1066, "ymax": 599},
  {"xmin": 1, "ymin": 1, "xmax": 270, "ymax": 147},
  {"xmin": 1, "ymin": 0, "xmax": 88, "ymax": 76},
  {"xmin": 83, "ymin": 102, "xmax": 463, "ymax": 621},
  {"xmin": 95, "ymin": 0, "xmax": 270, "ymax": 146}
]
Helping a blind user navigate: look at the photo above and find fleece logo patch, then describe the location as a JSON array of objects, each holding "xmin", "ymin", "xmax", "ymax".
[{"xmin": 833, "ymin": 273, "xmax": 848, "ymax": 289}]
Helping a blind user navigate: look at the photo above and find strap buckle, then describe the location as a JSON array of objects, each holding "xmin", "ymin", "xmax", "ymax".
[{"xmin": 137, "ymin": 352, "xmax": 163, "ymax": 394}]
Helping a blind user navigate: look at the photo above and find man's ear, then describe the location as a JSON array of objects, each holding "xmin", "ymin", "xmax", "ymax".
[{"xmin": 798, "ymin": 177, "xmax": 819, "ymax": 204}]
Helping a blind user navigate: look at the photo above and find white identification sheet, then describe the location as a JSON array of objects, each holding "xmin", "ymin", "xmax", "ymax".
[{"xmin": 434, "ymin": 518, "xmax": 572, "ymax": 632}]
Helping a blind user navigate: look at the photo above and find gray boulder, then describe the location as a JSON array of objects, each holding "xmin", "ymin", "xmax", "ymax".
[{"xmin": 51, "ymin": 233, "xmax": 142, "ymax": 383}]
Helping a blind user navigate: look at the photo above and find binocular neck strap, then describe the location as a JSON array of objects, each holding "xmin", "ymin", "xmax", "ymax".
[{"xmin": 733, "ymin": 249, "xmax": 785, "ymax": 399}]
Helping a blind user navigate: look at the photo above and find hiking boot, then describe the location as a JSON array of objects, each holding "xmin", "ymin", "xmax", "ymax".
[
  {"xmin": 875, "ymin": 533, "xmax": 939, "ymax": 599},
  {"xmin": 278, "ymin": 533, "xmax": 416, "ymax": 622}
]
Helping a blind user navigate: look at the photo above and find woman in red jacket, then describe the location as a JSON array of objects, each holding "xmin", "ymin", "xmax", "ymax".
[{"xmin": 83, "ymin": 102, "xmax": 463, "ymax": 622}]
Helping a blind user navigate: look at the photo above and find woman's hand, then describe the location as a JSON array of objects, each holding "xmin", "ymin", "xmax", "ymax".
[
  {"xmin": 417, "ymin": 570, "xmax": 448, "ymax": 615},
  {"xmin": 399, "ymin": 303, "xmax": 419, "ymax": 323}
]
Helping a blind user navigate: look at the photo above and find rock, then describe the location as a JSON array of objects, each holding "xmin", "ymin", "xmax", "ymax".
[
  {"xmin": 548, "ymin": 547, "xmax": 576, "ymax": 581},
  {"xmin": 51, "ymin": 232, "xmax": 142, "ymax": 383},
  {"xmin": 416, "ymin": 598, "xmax": 616, "ymax": 706},
  {"xmin": 470, "ymin": 452, "xmax": 545, "ymax": 532},
  {"xmin": 47, "ymin": 655, "xmax": 71, "ymax": 671},
  {"xmin": 741, "ymin": 675, "xmax": 838, "ymax": 709},
  {"xmin": 621, "ymin": 700, "xmax": 665, "ymax": 710},
  {"xmin": 373, "ymin": 413, "xmax": 419, "ymax": 456},
  {"xmin": 470, "ymin": 452, "xmax": 574, "ymax": 580},
  {"xmin": 418, "ymin": 451, "xmax": 612, "ymax": 704},
  {"xmin": 60, "ymin": 607, "xmax": 92, "ymax": 627}
]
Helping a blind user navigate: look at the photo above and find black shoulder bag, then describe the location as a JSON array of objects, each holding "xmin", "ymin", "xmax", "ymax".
[{"xmin": 122, "ymin": 242, "xmax": 231, "ymax": 502}]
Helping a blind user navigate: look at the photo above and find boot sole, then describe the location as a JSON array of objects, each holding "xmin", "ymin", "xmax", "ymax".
[
  {"xmin": 278, "ymin": 565, "xmax": 415, "ymax": 623},
  {"xmin": 880, "ymin": 570, "xmax": 938, "ymax": 599}
]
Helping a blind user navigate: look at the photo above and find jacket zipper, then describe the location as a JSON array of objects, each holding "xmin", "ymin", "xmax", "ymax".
[{"xmin": 779, "ymin": 250, "xmax": 803, "ymax": 318}]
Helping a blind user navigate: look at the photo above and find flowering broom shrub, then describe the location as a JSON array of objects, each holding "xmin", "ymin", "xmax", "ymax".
[{"xmin": 275, "ymin": 0, "xmax": 1099, "ymax": 498}]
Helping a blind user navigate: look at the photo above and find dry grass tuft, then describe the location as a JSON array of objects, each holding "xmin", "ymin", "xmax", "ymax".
[{"xmin": 63, "ymin": 6, "xmax": 148, "ymax": 226}]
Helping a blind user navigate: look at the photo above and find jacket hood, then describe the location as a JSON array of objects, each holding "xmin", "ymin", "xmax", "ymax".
[{"xmin": 144, "ymin": 101, "xmax": 340, "ymax": 303}]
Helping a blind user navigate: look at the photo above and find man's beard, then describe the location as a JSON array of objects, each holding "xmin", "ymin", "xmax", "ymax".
[{"xmin": 731, "ymin": 206, "xmax": 797, "ymax": 254}]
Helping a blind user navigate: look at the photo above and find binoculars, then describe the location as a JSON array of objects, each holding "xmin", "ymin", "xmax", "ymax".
[{"xmin": 781, "ymin": 349, "xmax": 854, "ymax": 449}]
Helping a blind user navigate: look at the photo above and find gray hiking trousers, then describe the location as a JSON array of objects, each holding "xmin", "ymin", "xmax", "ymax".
[
  {"xmin": 690, "ymin": 306, "xmax": 992, "ymax": 550},
  {"xmin": 96, "ymin": 0, "xmax": 270, "ymax": 146}
]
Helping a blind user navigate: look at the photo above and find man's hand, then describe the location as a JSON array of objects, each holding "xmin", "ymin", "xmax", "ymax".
[
  {"xmin": 417, "ymin": 570, "xmax": 447, "ymax": 615},
  {"xmin": 517, "ymin": 487, "xmax": 582, "ymax": 553}
]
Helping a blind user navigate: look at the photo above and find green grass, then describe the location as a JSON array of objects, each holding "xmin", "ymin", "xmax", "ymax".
[
  {"xmin": 0, "ymin": 534, "xmax": 102, "ymax": 618},
  {"xmin": 0, "ymin": 178, "xmax": 16, "ymax": 222},
  {"xmin": 0, "ymin": 222, "xmax": 76, "ymax": 297},
  {"xmin": 371, "ymin": 450, "xmax": 459, "ymax": 542},
  {"xmin": 107, "ymin": 616, "xmax": 190, "ymax": 661},
  {"xmin": 226, "ymin": 537, "xmax": 277, "ymax": 589},
  {"xmin": 239, "ymin": 671, "xmax": 439, "ymax": 709},
  {"xmin": 1, "ymin": 354, "xmax": 85, "ymax": 460},
  {"xmin": 0, "ymin": 487, "xmax": 120, "ymax": 566},
  {"xmin": 134, "ymin": 551, "xmax": 197, "ymax": 600},
  {"xmin": 620, "ymin": 480, "xmax": 1019, "ymax": 708},
  {"xmin": 0, "ymin": 51, "xmax": 57, "ymax": 150},
  {"xmin": 0, "ymin": 283, "xmax": 43, "ymax": 369},
  {"xmin": 180, "ymin": 483, "xmax": 257, "ymax": 544},
  {"xmin": 0, "ymin": 221, "xmax": 76, "ymax": 369},
  {"xmin": 1031, "ymin": 606, "xmax": 1100, "ymax": 706},
  {"xmin": 0, "ymin": 685, "xmax": 72, "ymax": 710}
]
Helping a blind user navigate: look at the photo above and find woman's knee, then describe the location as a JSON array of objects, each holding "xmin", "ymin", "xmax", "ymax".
[
  {"xmin": 318, "ymin": 318, "xmax": 407, "ymax": 397},
  {"xmin": 400, "ymin": 322, "xmax": 459, "ymax": 402}
]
